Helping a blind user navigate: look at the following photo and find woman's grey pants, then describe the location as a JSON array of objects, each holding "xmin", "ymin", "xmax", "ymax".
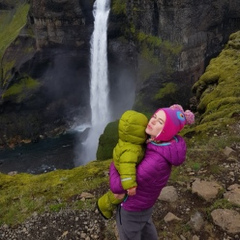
[{"xmin": 116, "ymin": 205, "xmax": 158, "ymax": 240}]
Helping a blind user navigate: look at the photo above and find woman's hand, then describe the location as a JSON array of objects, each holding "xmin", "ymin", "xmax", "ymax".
[
  {"xmin": 127, "ymin": 186, "xmax": 137, "ymax": 196},
  {"xmin": 114, "ymin": 193, "xmax": 125, "ymax": 200}
]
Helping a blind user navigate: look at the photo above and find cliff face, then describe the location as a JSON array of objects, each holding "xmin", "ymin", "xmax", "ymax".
[
  {"xmin": 124, "ymin": 0, "xmax": 240, "ymax": 71},
  {"xmin": 0, "ymin": 0, "xmax": 240, "ymax": 146},
  {"xmin": 117, "ymin": 0, "xmax": 240, "ymax": 111},
  {"xmin": 0, "ymin": 0, "xmax": 95, "ymax": 146},
  {"xmin": 30, "ymin": 0, "xmax": 93, "ymax": 48}
]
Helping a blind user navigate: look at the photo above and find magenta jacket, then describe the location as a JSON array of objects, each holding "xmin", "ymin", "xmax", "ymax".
[{"xmin": 109, "ymin": 135, "xmax": 187, "ymax": 211}]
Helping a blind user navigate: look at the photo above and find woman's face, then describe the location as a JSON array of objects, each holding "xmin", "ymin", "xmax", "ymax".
[{"xmin": 145, "ymin": 110, "xmax": 166, "ymax": 138}]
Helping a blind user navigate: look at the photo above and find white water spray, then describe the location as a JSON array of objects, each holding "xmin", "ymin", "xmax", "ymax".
[
  {"xmin": 90, "ymin": 0, "xmax": 110, "ymax": 127},
  {"xmin": 75, "ymin": 0, "xmax": 111, "ymax": 164}
]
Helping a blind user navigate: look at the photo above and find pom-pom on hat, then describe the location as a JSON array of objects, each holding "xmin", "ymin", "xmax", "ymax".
[{"xmin": 154, "ymin": 104, "xmax": 195, "ymax": 142}]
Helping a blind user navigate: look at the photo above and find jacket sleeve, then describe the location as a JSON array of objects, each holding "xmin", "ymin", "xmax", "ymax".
[
  {"xmin": 118, "ymin": 151, "xmax": 139, "ymax": 190},
  {"xmin": 109, "ymin": 162, "xmax": 125, "ymax": 194}
]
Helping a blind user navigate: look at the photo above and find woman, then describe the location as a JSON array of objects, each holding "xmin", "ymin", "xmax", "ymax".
[{"xmin": 109, "ymin": 104, "xmax": 195, "ymax": 240}]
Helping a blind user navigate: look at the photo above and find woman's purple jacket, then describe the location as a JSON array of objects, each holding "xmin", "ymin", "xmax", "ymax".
[{"xmin": 109, "ymin": 135, "xmax": 187, "ymax": 211}]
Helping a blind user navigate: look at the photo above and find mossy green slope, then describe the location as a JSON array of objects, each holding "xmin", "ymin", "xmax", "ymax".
[
  {"xmin": 97, "ymin": 120, "xmax": 119, "ymax": 160},
  {"xmin": 0, "ymin": 2, "xmax": 30, "ymax": 84},
  {"xmin": 0, "ymin": 160, "xmax": 111, "ymax": 225},
  {"xmin": 192, "ymin": 31, "xmax": 240, "ymax": 137}
]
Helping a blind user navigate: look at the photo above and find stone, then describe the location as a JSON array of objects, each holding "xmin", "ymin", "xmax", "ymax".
[
  {"xmin": 79, "ymin": 192, "xmax": 95, "ymax": 199},
  {"xmin": 158, "ymin": 186, "xmax": 178, "ymax": 202},
  {"xmin": 224, "ymin": 184, "xmax": 240, "ymax": 205},
  {"xmin": 192, "ymin": 178, "xmax": 223, "ymax": 202},
  {"xmin": 192, "ymin": 236, "xmax": 200, "ymax": 240},
  {"xmin": 164, "ymin": 212, "xmax": 182, "ymax": 223},
  {"xmin": 211, "ymin": 209, "xmax": 240, "ymax": 234},
  {"xmin": 8, "ymin": 171, "xmax": 18, "ymax": 176},
  {"xmin": 187, "ymin": 211, "xmax": 204, "ymax": 231},
  {"xmin": 223, "ymin": 146, "xmax": 237, "ymax": 158}
]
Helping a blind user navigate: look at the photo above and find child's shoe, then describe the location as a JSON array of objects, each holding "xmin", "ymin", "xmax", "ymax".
[{"xmin": 97, "ymin": 197, "xmax": 113, "ymax": 220}]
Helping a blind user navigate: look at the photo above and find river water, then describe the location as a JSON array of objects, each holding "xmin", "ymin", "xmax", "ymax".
[{"xmin": 0, "ymin": 131, "xmax": 83, "ymax": 175}]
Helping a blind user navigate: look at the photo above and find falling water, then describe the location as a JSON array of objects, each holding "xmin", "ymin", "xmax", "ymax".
[
  {"xmin": 90, "ymin": 0, "xmax": 110, "ymax": 127},
  {"xmin": 75, "ymin": 0, "xmax": 111, "ymax": 165}
]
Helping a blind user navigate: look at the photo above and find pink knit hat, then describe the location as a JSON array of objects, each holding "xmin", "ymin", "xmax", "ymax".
[{"xmin": 154, "ymin": 104, "xmax": 195, "ymax": 142}]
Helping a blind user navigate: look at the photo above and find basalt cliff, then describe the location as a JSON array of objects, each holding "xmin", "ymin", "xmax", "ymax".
[{"xmin": 0, "ymin": 0, "xmax": 240, "ymax": 147}]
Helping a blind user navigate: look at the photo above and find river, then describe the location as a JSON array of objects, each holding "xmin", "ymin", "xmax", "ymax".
[{"xmin": 0, "ymin": 131, "xmax": 85, "ymax": 175}]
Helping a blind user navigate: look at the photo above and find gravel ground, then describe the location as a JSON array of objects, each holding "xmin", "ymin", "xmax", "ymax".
[{"xmin": 0, "ymin": 208, "xmax": 108, "ymax": 240}]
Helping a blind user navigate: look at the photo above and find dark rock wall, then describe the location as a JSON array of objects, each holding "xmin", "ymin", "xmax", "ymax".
[
  {"xmin": 30, "ymin": 0, "xmax": 93, "ymax": 48},
  {"xmin": 118, "ymin": 0, "xmax": 240, "ymax": 112},
  {"xmin": 30, "ymin": 0, "xmax": 94, "ymax": 114},
  {"xmin": 0, "ymin": 0, "xmax": 95, "ymax": 146}
]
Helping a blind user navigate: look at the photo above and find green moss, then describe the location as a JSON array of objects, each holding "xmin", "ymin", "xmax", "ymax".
[
  {"xmin": 148, "ymin": 35, "xmax": 162, "ymax": 48},
  {"xmin": 208, "ymin": 164, "xmax": 221, "ymax": 174},
  {"xmin": 49, "ymin": 203, "xmax": 66, "ymax": 212},
  {"xmin": 135, "ymin": 31, "xmax": 182, "ymax": 72},
  {"xmin": 2, "ymin": 60, "xmax": 16, "ymax": 86},
  {"xmin": 226, "ymin": 31, "xmax": 240, "ymax": 49},
  {"xmin": 0, "ymin": 160, "xmax": 111, "ymax": 225},
  {"xmin": 191, "ymin": 30, "xmax": 240, "ymax": 140},
  {"xmin": 137, "ymin": 32, "xmax": 162, "ymax": 47},
  {"xmin": 0, "ymin": 2, "xmax": 30, "ymax": 88},
  {"xmin": 2, "ymin": 76, "xmax": 41, "ymax": 103},
  {"xmin": 207, "ymin": 199, "xmax": 236, "ymax": 218},
  {"xmin": 0, "ymin": 3, "xmax": 30, "ymax": 60},
  {"xmin": 170, "ymin": 165, "xmax": 190, "ymax": 182},
  {"xmin": 162, "ymin": 40, "xmax": 182, "ymax": 55},
  {"xmin": 129, "ymin": 24, "xmax": 136, "ymax": 35},
  {"xmin": 191, "ymin": 162, "xmax": 201, "ymax": 171},
  {"xmin": 96, "ymin": 120, "xmax": 119, "ymax": 160},
  {"xmin": 193, "ymin": 46, "xmax": 240, "ymax": 102},
  {"xmin": 111, "ymin": 0, "xmax": 126, "ymax": 15},
  {"xmin": 126, "ymin": 27, "xmax": 182, "ymax": 77},
  {"xmin": 205, "ymin": 97, "xmax": 240, "ymax": 113},
  {"xmin": 141, "ymin": 45, "xmax": 160, "ymax": 65},
  {"xmin": 154, "ymin": 82, "xmax": 178, "ymax": 100},
  {"xmin": 200, "ymin": 103, "xmax": 240, "ymax": 123},
  {"xmin": 137, "ymin": 31, "xmax": 148, "ymax": 43}
]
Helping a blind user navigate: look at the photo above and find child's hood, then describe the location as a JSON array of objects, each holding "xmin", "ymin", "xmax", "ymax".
[{"xmin": 118, "ymin": 110, "xmax": 148, "ymax": 145}]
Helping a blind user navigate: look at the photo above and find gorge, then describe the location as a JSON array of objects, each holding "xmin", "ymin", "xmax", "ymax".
[{"xmin": 0, "ymin": 0, "xmax": 240, "ymax": 173}]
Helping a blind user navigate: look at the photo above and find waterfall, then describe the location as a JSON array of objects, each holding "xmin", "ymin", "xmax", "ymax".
[
  {"xmin": 74, "ymin": 0, "xmax": 111, "ymax": 165},
  {"xmin": 90, "ymin": 0, "xmax": 110, "ymax": 127}
]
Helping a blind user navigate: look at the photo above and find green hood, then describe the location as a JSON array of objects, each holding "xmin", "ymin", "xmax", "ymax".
[{"xmin": 118, "ymin": 110, "xmax": 148, "ymax": 145}]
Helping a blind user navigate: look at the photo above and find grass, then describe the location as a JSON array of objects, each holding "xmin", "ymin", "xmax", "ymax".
[
  {"xmin": 206, "ymin": 199, "xmax": 236, "ymax": 218},
  {"xmin": 0, "ymin": 2, "xmax": 30, "ymax": 61},
  {"xmin": 0, "ymin": 2, "xmax": 30, "ymax": 89},
  {"xmin": 0, "ymin": 160, "xmax": 111, "ymax": 225},
  {"xmin": 2, "ymin": 76, "xmax": 41, "ymax": 102}
]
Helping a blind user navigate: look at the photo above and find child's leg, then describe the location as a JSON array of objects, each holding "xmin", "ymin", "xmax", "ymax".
[{"xmin": 97, "ymin": 190, "xmax": 125, "ymax": 219}]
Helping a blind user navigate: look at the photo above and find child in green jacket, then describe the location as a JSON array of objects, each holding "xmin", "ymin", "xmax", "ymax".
[{"xmin": 97, "ymin": 110, "xmax": 148, "ymax": 219}]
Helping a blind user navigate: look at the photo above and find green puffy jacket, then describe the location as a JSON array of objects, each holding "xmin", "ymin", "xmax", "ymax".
[{"xmin": 113, "ymin": 110, "xmax": 148, "ymax": 190}]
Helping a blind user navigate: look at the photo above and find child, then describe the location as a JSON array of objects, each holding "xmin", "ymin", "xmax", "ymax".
[
  {"xmin": 97, "ymin": 110, "xmax": 148, "ymax": 219},
  {"xmin": 110, "ymin": 104, "xmax": 195, "ymax": 239}
]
